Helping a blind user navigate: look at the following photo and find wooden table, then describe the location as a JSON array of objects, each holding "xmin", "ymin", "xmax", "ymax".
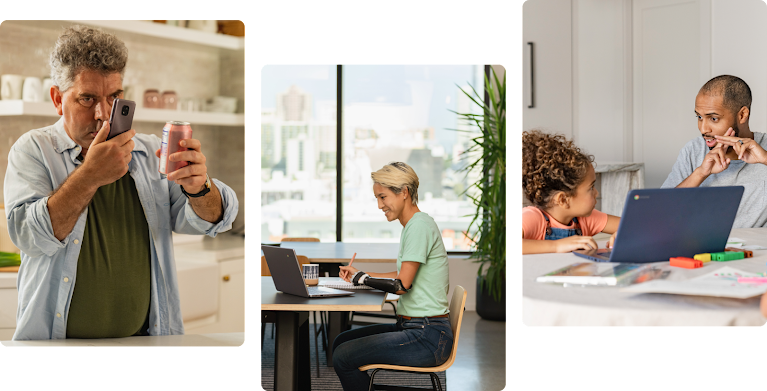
[
  {"xmin": 279, "ymin": 242, "xmax": 399, "ymax": 263},
  {"xmin": 261, "ymin": 276, "xmax": 386, "ymax": 390}
]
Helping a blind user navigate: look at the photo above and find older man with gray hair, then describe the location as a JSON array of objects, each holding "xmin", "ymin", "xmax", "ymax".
[{"xmin": 3, "ymin": 25, "xmax": 239, "ymax": 340}]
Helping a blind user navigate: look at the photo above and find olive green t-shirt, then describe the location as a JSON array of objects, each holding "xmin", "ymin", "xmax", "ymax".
[
  {"xmin": 65, "ymin": 170, "xmax": 152, "ymax": 338},
  {"xmin": 396, "ymin": 212, "xmax": 450, "ymax": 317}
]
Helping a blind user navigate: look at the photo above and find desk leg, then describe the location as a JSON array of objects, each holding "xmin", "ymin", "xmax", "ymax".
[
  {"xmin": 274, "ymin": 311, "xmax": 311, "ymax": 391},
  {"xmin": 325, "ymin": 310, "xmax": 350, "ymax": 367}
]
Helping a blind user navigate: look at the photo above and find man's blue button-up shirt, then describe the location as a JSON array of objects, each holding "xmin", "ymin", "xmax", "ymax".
[{"xmin": 3, "ymin": 118, "xmax": 239, "ymax": 340}]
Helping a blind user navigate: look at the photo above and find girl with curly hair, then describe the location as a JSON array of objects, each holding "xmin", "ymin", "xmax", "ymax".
[{"xmin": 522, "ymin": 130, "xmax": 620, "ymax": 254}]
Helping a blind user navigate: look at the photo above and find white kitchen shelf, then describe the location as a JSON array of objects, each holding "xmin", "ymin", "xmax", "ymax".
[
  {"xmin": 0, "ymin": 101, "xmax": 244, "ymax": 127},
  {"xmin": 3, "ymin": 20, "xmax": 244, "ymax": 51}
]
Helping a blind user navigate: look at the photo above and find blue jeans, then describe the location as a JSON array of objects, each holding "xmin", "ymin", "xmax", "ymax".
[{"xmin": 332, "ymin": 316, "xmax": 453, "ymax": 391}]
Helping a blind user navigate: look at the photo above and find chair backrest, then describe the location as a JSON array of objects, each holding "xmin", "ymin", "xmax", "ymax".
[
  {"xmin": 281, "ymin": 237, "xmax": 320, "ymax": 242},
  {"xmin": 444, "ymin": 285, "xmax": 467, "ymax": 368},
  {"xmin": 263, "ymin": 255, "xmax": 310, "ymax": 276},
  {"xmin": 261, "ymin": 255, "xmax": 270, "ymax": 276},
  {"xmin": 357, "ymin": 285, "xmax": 468, "ymax": 373}
]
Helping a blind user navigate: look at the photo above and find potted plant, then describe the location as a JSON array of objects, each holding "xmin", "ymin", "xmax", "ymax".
[{"xmin": 452, "ymin": 67, "xmax": 506, "ymax": 321}]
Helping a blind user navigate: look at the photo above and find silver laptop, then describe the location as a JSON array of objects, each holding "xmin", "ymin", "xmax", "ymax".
[{"xmin": 261, "ymin": 245, "xmax": 354, "ymax": 298}]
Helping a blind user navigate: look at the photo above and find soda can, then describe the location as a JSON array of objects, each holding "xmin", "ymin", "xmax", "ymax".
[{"xmin": 159, "ymin": 121, "xmax": 193, "ymax": 175}]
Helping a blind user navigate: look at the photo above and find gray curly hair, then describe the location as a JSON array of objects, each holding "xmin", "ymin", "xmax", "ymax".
[{"xmin": 49, "ymin": 25, "xmax": 128, "ymax": 92}]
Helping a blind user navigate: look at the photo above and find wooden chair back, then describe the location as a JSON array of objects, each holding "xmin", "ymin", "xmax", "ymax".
[{"xmin": 281, "ymin": 237, "xmax": 320, "ymax": 242}]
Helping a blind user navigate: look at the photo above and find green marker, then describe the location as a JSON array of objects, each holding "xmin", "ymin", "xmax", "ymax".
[{"xmin": 711, "ymin": 251, "xmax": 745, "ymax": 261}]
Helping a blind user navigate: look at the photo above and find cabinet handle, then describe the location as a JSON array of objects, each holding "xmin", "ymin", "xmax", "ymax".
[
  {"xmin": 527, "ymin": 41, "xmax": 535, "ymax": 108},
  {"xmin": 223, "ymin": 275, "xmax": 230, "ymax": 282}
]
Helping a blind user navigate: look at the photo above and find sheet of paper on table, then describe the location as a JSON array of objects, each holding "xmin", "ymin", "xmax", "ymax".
[
  {"xmin": 726, "ymin": 237, "xmax": 767, "ymax": 250},
  {"xmin": 621, "ymin": 266, "xmax": 767, "ymax": 299},
  {"xmin": 319, "ymin": 277, "xmax": 374, "ymax": 290}
]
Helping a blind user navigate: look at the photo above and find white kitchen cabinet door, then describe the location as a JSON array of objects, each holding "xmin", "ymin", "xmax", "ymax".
[
  {"xmin": 523, "ymin": 0, "xmax": 573, "ymax": 139},
  {"xmin": 633, "ymin": 0, "xmax": 711, "ymax": 188},
  {"xmin": 217, "ymin": 258, "xmax": 244, "ymax": 333}
]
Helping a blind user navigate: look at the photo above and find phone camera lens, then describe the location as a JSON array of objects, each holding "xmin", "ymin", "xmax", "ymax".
[{"xmin": 122, "ymin": 106, "xmax": 130, "ymax": 116}]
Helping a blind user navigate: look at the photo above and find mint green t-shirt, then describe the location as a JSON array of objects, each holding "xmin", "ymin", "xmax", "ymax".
[{"xmin": 396, "ymin": 212, "xmax": 450, "ymax": 317}]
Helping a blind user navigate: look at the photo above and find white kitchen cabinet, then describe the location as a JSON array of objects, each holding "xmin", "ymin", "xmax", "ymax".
[
  {"xmin": 173, "ymin": 236, "xmax": 245, "ymax": 335},
  {"xmin": 523, "ymin": 0, "xmax": 573, "ymax": 139},
  {"xmin": 0, "ymin": 237, "xmax": 244, "ymax": 340},
  {"xmin": 0, "ymin": 273, "xmax": 16, "ymax": 340}
]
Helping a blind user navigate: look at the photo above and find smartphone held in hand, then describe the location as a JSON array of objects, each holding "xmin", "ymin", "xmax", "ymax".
[
  {"xmin": 159, "ymin": 121, "xmax": 193, "ymax": 175},
  {"xmin": 107, "ymin": 99, "xmax": 136, "ymax": 140}
]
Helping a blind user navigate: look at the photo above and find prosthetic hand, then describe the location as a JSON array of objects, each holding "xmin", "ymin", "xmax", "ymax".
[{"xmin": 351, "ymin": 271, "xmax": 409, "ymax": 294}]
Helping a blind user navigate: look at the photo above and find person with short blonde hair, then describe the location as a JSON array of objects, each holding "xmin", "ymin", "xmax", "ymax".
[
  {"xmin": 331, "ymin": 162, "xmax": 452, "ymax": 390},
  {"xmin": 366, "ymin": 161, "xmax": 421, "ymax": 225},
  {"xmin": 370, "ymin": 161, "xmax": 420, "ymax": 206}
]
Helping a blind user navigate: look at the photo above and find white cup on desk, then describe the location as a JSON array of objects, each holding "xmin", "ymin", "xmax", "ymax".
[{"xmin": 303, "ymin": 264, "xmax": 319, "ymax": 286}]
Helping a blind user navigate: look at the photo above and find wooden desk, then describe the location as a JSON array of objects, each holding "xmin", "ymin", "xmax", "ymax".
[
  {"xmin": 261, "ymin": 276, "xmax": 386, "ymax": 390},
  {"xmin": 279, "ymin": 242, "xmax": 400, "ymax": 263}
]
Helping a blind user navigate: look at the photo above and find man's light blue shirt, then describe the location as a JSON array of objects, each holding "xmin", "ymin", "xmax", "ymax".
[{"xmin": 3, "ymin": 118, "xmax": 239, "ymax": 340}]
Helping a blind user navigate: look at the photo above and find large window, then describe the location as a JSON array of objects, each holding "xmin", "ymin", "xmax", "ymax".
[{"xmin": 261, "ymin": 65, "xmax": 483, "ymax": 250}]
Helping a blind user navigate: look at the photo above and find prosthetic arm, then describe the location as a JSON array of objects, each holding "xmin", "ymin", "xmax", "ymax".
[{"xmin": 351, "ymin": 271, "xmax": 409, "ymax": 294}]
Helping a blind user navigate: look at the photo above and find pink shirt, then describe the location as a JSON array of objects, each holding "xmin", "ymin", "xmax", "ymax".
[{"xmin": 522, "ymin": 206, "xmax": 608, "ymax": 240}]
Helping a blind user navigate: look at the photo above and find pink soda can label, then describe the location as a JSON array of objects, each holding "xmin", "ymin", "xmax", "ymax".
[{"xmin": 158, "ymin": 121, "xmax": 192, "ymax": 175}]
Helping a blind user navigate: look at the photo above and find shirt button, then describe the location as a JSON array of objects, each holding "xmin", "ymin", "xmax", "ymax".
[
  {"xmin": 56, "ymin": 313, "xmax": 61, "ymax": 318},
  {"xmin": 74, "ymin": 239, "xmax": 79, "ymax": 244},
  {"xmin": 63, "ymin": 277, "xmax": 69, "ymax": 283}
]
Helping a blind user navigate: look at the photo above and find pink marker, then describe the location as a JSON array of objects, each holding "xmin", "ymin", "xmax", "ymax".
[{"xmin": 736, "ymin": 277, "xmax": 767, "ymax": 284}]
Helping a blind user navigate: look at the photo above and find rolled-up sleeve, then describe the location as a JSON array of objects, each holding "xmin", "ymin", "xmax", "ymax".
[
  {"xmin": 171, "ymin": 178, "xmax": 239, "ymax": 236},
  {"xmin": 4, "ymin": 146, "xmax": 66, "ymax": 258}
]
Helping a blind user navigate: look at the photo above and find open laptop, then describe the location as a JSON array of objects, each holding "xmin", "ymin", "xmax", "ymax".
[
  {"xmin": 573, "ymin": 186, "xmax": 743, "ymax": 263},
  {"xmin": 261, "ymin": 245, "xmax": 354, "ymax": 298}
]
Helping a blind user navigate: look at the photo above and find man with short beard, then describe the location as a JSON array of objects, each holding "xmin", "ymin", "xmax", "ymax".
[{"xmin": 661, "ymin": 75, "xmax": 767, "ymax": 228}]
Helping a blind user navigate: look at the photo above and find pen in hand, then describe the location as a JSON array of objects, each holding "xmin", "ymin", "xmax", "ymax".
[{"xmin": 340, "ymin": 252, "xmax": 357, "ymax": 281}]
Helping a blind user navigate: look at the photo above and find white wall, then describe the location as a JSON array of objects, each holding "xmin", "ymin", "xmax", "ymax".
[
  {"xmin": 524, "ymin": 0, "xmax": 767, "ymax": 189},
  {"xmin": 712, "ymin": 0, "xmax": 767, "ymax": 133}
]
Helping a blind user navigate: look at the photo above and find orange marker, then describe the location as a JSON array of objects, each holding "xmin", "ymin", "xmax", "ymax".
[{"xmin": 670, "ymin": 257, "xmax": 703, "ymax": 269}]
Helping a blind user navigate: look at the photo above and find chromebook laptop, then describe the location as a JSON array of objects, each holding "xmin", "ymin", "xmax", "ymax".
[
  {"xmin": 261, "ymin": 245, "xmax": 354, "ymax": 298},
  {"xmin": 573, "ymin": 186, "xmax": 743, "ymax": 263}
]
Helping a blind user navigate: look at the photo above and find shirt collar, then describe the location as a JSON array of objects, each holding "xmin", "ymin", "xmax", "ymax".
[
  {"xmin": 51, "ymin": 117, "xmax": 147, "ymax": 162},
  {"xmin": 51, "ymin": 118, "xmax": 82, "ymax": 163}
]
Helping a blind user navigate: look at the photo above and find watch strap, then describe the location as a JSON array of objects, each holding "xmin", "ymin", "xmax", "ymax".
[{"xmin": 181, "ymin": 174, "xmax": 211, "ymax": 198}]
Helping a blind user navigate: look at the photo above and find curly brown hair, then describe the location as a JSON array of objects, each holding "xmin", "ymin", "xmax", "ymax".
[{"xmin": 522, "ymin": 130, "xmax": 594, "ymax": 208}]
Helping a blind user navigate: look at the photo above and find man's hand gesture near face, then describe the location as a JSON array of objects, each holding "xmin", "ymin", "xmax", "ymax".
[
  {"xmin": 715, "ymin": 130, "xmax": 767, "ymax": 165},
  {"xmin": 697, "ymin": 127, "xmax": 735, "ymax": 177}
]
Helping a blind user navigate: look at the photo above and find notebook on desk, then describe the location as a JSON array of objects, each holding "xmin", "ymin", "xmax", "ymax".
[
  {"xmin": 319, "ymin": 277, "xmax": 375, "ymax": 290},
  {"xmin": 261, "ymin": 245, "xmax": 354, "ymax": 298},
  {"xmin": 573, "ymin": 186, "xmax": 743, "ymax": 263}
]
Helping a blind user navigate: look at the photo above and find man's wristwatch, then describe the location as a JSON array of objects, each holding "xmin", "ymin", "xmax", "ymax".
[{"xmin": 181, "ymin": 174, "xmax": 211, "ymax": 198}]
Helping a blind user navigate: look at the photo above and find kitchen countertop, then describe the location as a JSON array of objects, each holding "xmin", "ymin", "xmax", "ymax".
[
  {"xmin": 2, "ymin": 332, "xmax": 244, "ymax": 346},
  {"xmin": 0, "ymin": 234, "xmax": 245, "ymax": 288},
  {"xmin": 173, "ymin": 233, "xmax": 245, "ymax": 262}
]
